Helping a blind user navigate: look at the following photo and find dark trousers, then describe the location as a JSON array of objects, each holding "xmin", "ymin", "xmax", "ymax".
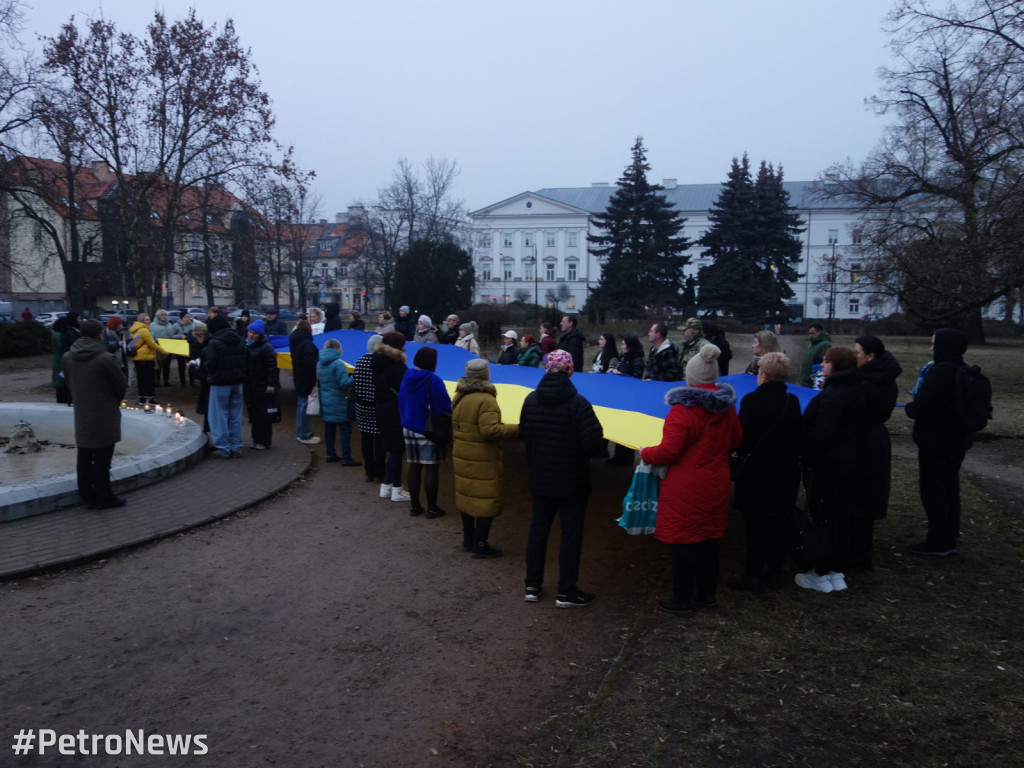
[
  {"xmin": 361, "ymin": 430, "xmax": 379, "ymax": 480},
  {"xmin": 76, "ymin": 445, "xmax": 116, "ymax": 505},
  {"xmin": 462, "ymin": 513, "xmax": 493, "ymax": 548},
  {"xmin": 525, "ymin": 495, "xmax": 587, "ymax": 594},
  {"xmin": 741, "ymin": 512, "xmax": 789, "ymax": 584},
  {"xmin": 849, "ymin": 516, "xmax": 875, "ymax": 569},
  {"xmin": 246, "ymin": 397, "xmax": 273, "ymax": 447},
  {"xmin": 407, "ymin": 462, "xmax": 439, "ymax": 510},
  {"xmin": 324, "ymin": 420, "xmax": 353, "ymax": 461},
  {"xmin": 671, "ymin": 539, "xmax": 720, "ymax": 602},
  {"xmin": 134, "ymin": 359, "xmax": 156, "ymax": 400},
  {"xmin": 162, "ymin": 354, "xmax": 187, "ymax": 386},
  {"xmin": 918, "ymin": 444, "xmax": 966, "ymax": 548}
]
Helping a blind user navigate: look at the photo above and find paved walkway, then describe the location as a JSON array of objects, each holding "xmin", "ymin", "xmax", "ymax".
[{"xmin": 0, "ymin": 434, "xmax": 312, "ymax": 578}]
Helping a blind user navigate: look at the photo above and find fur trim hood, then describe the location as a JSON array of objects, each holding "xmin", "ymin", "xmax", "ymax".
[
  {"xmin": 373, "ymin": 342, "xmax": 407, "ymax": 363},
  {"xmin": 455, "ymin": 377, "xmax": 497, "ymax": 398},
  {"xmin": 664, "ymin": 382, "xmax": 737, "ymax": 412}
]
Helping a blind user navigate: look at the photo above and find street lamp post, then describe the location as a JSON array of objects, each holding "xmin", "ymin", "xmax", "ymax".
[{"xmin": 827, "ymin": 243, "xmax": 839, "ymax": 332}]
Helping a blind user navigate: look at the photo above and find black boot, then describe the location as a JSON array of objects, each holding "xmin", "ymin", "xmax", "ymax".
[
  {"xmin": 460, "ymin": 513, "xmax": 475, "ymax": 552},
  {"xmin": 471, "ymin": 518, "xmax": 502, "ymax": 558}
]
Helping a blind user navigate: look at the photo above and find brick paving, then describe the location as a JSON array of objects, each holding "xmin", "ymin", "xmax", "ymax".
[{"xmin": 0, "ymin": 435, "xmax": 312, "ymax": 578}]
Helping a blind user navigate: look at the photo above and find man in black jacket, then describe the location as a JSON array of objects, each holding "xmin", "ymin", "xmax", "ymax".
[
  {"xmin": 905, "ymin": 328, "xmax": 972, "ymax": 557},
  {"xmin": 203, "ymin": 314, "xmax": 247, "ymax": 458},
  {"xmin": 520, "ymin": 349, "xmax": 605, "ymax": 607},
  {"xmin": 556, "ymin": 314, "xmax": 585, "ymax": 373}
]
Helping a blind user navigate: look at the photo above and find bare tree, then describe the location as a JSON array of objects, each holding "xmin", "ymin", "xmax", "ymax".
[
  {"xmin": 819, "ymin": 3, "xmax": 1024, "ymax": 341},
  {"xmin": 40, "ymin": 10, "xmax": 278, "ymax": 312},
  {"xmin": 358, "ymin": 157, "xmax": 467, "ymax": 310}
]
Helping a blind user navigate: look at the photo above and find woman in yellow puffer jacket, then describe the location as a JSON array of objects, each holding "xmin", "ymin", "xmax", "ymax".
[{"xmin": 129, "ymin": 314, "xmax": 168, "ymax": 408}]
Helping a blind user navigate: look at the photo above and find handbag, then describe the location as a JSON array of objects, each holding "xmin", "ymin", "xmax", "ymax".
[
  {"xmin": 617, "ymin": 461, "xmax": 659, "ymax": 535},
  {"xmin": 421, "ymin": 381, "xmax": 452, "ymax": 444},
  {"xmin": 265, "ymin": 392, "xmax": 282, "ymax": 423},
  {"xmin": 305, "ymin": 384, "xmax": 321, "ymax": 416}
]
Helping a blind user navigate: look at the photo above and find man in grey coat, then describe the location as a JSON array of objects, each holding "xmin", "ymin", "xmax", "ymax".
[{"xmin": 63, "ymin": 319, "xmax": 129, "ymax": 509}]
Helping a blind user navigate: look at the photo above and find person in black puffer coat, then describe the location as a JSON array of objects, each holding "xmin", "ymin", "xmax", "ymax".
[
  {"xmin": 905, "ymin": 328, "xmax": 972, "ymax": 557},
  {"xmin": 851, "ymin": 335, "xmax": 902, "ymax": 568},
  {"xmin": 289, "ymin": 320, "xmax": 321, "ymax": 443},
  {"xmin": 797, "ymin": 346, "xmax": 864, "ymax": 594},
  {"xmin": 372, "ymin": 331, "xmax": 411, "ymax": 502},
  {"xmin": 520, "ymin": 349, "xmax": 605, "ymax": 608},
  {"xmin": 243, "ymin": 320, "xmax": 279, "ymax": 450}
]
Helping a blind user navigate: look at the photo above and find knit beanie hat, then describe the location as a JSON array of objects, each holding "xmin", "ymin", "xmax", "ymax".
[
  {"xmin": 413, "ymin": 346, "xmax": 437, "ymax": 372},
  {"xmin": 382, "ymin": 331, "xmax": 406, "ymax": 350},
  {"xmin": 683, "ymin": 317, "xmax": 703, "ymax": 332},
  {"xmin": 418, "ymin": 314, "xmax": 432, "ymax": 328},
  {"xmin": 399, "ymin": 305, "xmax": 410, "ymax": 314},
  {"xmin": 460, "ymin": 321, "xmax": 476, "ymax": 335},
  {"xmin": 545, "ymin": 349, "xmax": 574, "ymax": 375},
  {"xmin": 465, "ymin": 358, "xmax": 490, "ymax": 381},
  {"xmin": 366, "ymin": 333, "xmax": 382, "ymax": 353},
  {"xmin": 685, "ymin": 344, "xmax": 721, "ymax": 385},
  {"xmin": 247, "ymin": 319, "xmax": 265, "ymax": 335}
]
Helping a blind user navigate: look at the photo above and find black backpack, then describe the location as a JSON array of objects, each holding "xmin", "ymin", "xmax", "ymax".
[{"xmin": 953, "ymin": 363, "xmax": 993, "ymax": 433}]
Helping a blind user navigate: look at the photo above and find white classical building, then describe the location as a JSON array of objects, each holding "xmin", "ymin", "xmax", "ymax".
[{"xmin": 469, "ymin": 180, "xmax": 887, "ymax": 321}]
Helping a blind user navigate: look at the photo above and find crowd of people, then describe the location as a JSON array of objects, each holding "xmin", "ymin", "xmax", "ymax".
[{"xmin": 49, "ymin": 305, "xmax": 977, "ymax": 616}]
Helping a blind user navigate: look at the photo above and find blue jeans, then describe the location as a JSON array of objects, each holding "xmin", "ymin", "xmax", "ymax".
[
  {"xmin": 324, "ymin": 420, "xmax": 353, "ymax": 461},
  {"xmin": 296, "ymin": 395, "xmax": 316, "ymax": 440},
  {"xmin": 209, "ymin": 383, "xmax": 244, "ymax": 456}
]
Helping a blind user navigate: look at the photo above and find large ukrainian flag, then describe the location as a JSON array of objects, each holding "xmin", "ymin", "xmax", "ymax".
[{"xmin": 184, "ymin": 329, "xmax": 821, "ymax": 449}]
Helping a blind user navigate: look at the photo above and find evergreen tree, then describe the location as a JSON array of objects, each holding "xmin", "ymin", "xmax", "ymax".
[
  {"xmin": 697, "ymin": 156, "xmax": 803, "ymax": 317},
  {"xmin": 393, "ymin": 239, "xmax": 474, "ymax": 322},
  {"xmin": 587, "ymin": 137, "xmax": 689, "ymax": 317}
]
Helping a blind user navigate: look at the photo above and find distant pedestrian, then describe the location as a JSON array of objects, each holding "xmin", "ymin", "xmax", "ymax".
[
  {"xmin": 438, "ymin": 313, "xmax": 460, "ymax": 345},
  {"xmin": 348, "ymin": 311, "xmax": 365, "ymax": 331},
  {"xmin": 799, "ymin": 323, "xmax": 832, "ymax": 388},
  {"xmin": 455, "ymin": 321, "xmax": 480, "ymax": 356},
  {"xmin": 394, "ymin": 305, "xmax": 416, "ymax": 341},
  {"xmin": 63, "ymin": 319, "xmax": 128, "ymax": 509},
  {"xmin": 21, "ymin": 307, "xmax": 32, "ymax": 321},
  {"xmin": 289, "ymin": 319, "xmax": 321, "ymax": 445},
  {"xmin": 398, "ymin": 346, "xmax": 451, "ymax": 518}
]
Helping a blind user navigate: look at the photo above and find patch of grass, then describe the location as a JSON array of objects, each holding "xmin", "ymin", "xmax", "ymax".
[{"xmin": 517, "ymin": 336, "xmax": 1024, "ymax": 768}]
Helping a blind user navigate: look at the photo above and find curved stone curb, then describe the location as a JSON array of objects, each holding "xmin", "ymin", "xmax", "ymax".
[
  {"xmin": 1, "ymin": 404, "xmax": 208, "ymax": 522},
  {"xmin": 0, "ymin": 436, "xmax": 314, "ymax": 579}
]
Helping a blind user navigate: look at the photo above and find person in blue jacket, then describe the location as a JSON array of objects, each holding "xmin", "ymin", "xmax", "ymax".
[
  {"xmin": 398, "ymin": 346, "xmax": 452, "ymax": 518},
  {"xmin": 317, "ymin": 338, "xmax": 361, "ymax": 466}
]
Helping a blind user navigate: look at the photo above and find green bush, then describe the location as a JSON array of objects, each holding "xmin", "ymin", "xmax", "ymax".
[{"xmin": 0, "ymin": 321, "xmax": 51, "ymax": 357}]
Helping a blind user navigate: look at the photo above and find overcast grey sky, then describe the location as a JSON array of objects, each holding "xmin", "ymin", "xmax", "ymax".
[{"xmin": 23, "ymin": 0, "xmax": 899, "ymax": 217}]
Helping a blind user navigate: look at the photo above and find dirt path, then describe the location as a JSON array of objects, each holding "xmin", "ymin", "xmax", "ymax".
[{"xmin": 0, "ymin": 363, "xmax": 665, "ymax": 766}]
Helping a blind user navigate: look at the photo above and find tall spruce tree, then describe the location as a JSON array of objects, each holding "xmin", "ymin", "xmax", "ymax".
[
  {"xmin": 697, "ymin": 156, "xmax": 803, "ymax": 317},
  {"xmin": 587, "ymin": 137, "xmax": 689, "ymax": 317}
]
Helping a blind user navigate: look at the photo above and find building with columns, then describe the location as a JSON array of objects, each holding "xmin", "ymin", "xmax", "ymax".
[{"xmin": 469, "ymin": 180, "xmax": 887, "ymax": 321}]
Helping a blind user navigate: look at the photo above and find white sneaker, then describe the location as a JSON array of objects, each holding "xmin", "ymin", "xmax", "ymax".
[
  {"xmin": 379, "ymin": 483, "xmax": 393, "ymax": 499},
  {"xmin": 391, "ymin": 487, "xmax": 411, "ymax": 502},
  {"xmin": 828, "ymin": 572, "xmax": 848, "ymax": 592},
  {"xmin": 794, "ymin": 570, "xmax": 834, "ymax": 593},
  {"xmin": 297, "ymin": 436, "xmax": 320, "ymax": 445}
]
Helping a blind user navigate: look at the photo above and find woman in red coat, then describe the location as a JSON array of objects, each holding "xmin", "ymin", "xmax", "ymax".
[{"xmin": 640, "ymin": 344, "xmax": 742, "ymax": 618}]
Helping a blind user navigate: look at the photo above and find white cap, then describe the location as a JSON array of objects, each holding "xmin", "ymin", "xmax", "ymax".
[{"xmin": 503, "ymin": 330, "xmax": 518, "ymax": 340}]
